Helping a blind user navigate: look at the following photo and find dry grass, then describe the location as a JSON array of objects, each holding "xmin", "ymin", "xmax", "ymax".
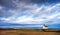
[{"xmin": 0, "ymin": 29, "xmax": 60, "ymax": 35}]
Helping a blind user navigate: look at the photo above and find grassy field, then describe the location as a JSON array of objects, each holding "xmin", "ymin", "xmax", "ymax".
[{"xmin": 0, "ymin": 29, "xmax": 60, "ymax": 35}]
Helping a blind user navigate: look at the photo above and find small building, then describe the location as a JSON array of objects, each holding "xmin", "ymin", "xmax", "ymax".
[{"xmin": 42, "ymin": 24, "xmax": 48, "ymax": 29}]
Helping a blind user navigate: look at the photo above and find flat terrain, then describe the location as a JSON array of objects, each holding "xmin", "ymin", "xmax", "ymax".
[{"xmin": 0, "ymin": 29, "xmax": 60, "ymax": 35}]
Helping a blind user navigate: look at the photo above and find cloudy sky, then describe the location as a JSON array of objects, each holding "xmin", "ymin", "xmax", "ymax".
[{"xmin": 0, "ymin": 0, "xmax": 60, "ymax": 28}]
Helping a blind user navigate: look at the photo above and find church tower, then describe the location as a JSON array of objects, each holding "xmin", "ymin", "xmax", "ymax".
[{"xmin": 43, "ymin": 24, "xmax": 48, "ymax": 29}]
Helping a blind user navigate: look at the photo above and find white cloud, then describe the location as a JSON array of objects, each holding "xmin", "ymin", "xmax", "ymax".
[
  {"xmin": 0, "ymin": 6, "xmax": 3, "ymax": 10},
  {"xmin": 0, "ymin": 3, "xmax": 60, "ymax": 24}
]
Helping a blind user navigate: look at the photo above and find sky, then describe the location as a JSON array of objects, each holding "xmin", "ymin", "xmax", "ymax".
[{"xmin": 0, "ymin": 0, "xmax": 60, "ymax": 28}]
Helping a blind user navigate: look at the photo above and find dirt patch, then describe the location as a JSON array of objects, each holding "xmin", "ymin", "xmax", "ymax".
[{"xmin": 0, "ymin": 29, "xmax": 60, "ymax": 35}]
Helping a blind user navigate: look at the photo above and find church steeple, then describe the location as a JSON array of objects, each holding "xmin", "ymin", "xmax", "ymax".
[{"xmin": 43, "ymin": 24, "xmax": 48, "ymax": 29}]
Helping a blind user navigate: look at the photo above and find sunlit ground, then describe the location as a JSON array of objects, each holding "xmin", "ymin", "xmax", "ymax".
[{"xmin": 0, "ymin": 29, "xmax": 60, "ymax": 35}]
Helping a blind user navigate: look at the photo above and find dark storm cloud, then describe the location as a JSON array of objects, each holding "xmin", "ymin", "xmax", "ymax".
[
  {"xmin": 0, "ymin": 0, "xmax": 16, "ymax": 9},
  {"xmin": 0, "ymin": 0, "xmax": 31, "ymax": 9},
  {"xmin": 31, "ymin": 0, "xmax": 60, "ymax": 3},
  {"xmin": 0, "ymin": 0, "xmax": 60, "ymax": 18},
  {"xmin": 0, "ymin": 0, "xmax": 60, "ymax": 9},
  {"xmin": 0, "ymin": 10, "xmax": 13, "ymax": 18}
]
